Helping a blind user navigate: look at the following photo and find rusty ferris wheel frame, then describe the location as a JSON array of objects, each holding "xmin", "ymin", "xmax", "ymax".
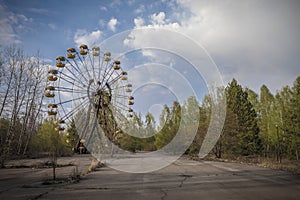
[{"xmin": 44, "ymin": 44, "xmax": 134, "ymax": 146}]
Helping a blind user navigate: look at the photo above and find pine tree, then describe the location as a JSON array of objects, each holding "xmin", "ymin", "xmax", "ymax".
[
  {"xmin": 65, "ymin": 119, "xmax": 80, "ymax": 152},
  {"xmin": 220, "ymin": 107, "xmax": 239, "ymax": 157},
  {"xmin": 275, "ymin": 86, "xmax": 293, "ymax": 160},
  {"xmin": 143, "ymin": 112, "xmax": 156, "ymax": 151},
  {"xmin": 259, "ymin": 85, "xmax": 276, "ymax": 158},
  {"xmin": 226, "ymin": 79, "xmax": 261, "ymax": 156},
  {"xmin": 290, "ymin": 76, "xmax": 300, "ymax": 160},
  {"xmin": 245, "ymin": 88, "xmax": 260, "ymax": 114},
  {"xmin": 154, "ymin": 102, "xmax": 181, "ymax": 150},
  {"xmin": 185, "ymin": 96, "xmax": 203, "ymax": 155}
]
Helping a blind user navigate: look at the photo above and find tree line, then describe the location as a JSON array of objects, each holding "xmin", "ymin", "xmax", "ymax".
[
  {"xmin": 114, "ymin": 77, "xmax": 300, "ymax": 163},
  {"xmin": 179, "ymin": 77, "xmax": 299, "ymax": 162},
  {"xmin": 0, "ymin": 45, "xmax": 299, "ymax": 167}
]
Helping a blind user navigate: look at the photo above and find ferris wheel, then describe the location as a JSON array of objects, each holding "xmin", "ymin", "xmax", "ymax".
[{"xmin": 44, "ymin": 44, "xmax": 134, "ymax": 146}]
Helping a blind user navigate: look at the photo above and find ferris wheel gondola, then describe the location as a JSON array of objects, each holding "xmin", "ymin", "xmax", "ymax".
[{"xmin": 44, "ymin": 44, "xmax": 134, "ymax": 146}]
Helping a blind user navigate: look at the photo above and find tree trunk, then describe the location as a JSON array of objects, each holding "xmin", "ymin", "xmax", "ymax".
[{"xmin": 52, "ymin": 151, "xmax": 56, "ymax": 181}]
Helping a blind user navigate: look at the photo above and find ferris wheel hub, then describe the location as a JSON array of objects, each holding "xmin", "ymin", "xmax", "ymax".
[{"xmin": 44, "ymin": 44, "xmax": 135, "ymax": 153}]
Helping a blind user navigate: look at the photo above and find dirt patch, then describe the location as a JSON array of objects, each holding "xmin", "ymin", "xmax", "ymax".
[
  {"xmin": 257, "ymin": 159, "xmax": 300, "ymax": 174},
  {"xmin": 191, "ymin": 155, "xmax": 300, "ymax": 174},
  {"xmin": 5, "ymin": 160, "xmax": 75, "ymax": 169},
  {"xmin": 87, "ymin": 157, "xmax": 104, "ymax": 173}
]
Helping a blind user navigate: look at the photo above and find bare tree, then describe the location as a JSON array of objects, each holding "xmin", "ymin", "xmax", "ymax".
[
  {"xmin": 16, "ymin": 55, "xmax": 46, "ymax": 155},
  {"xmin": 0, "ymin": 46, "xmax": 46, "ymax": 166},
  {"xmin": 3, "ymin": 47, "xmax": 27, "ymax": 161},
  {"xmin": 21, "ymin": 56, "xmax": 46, "ymax": 155}
]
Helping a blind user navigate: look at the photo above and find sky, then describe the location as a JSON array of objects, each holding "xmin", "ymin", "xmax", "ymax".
[{"xmin": 1, "ymin": 0, "xmax": 300, "ymax": 105}]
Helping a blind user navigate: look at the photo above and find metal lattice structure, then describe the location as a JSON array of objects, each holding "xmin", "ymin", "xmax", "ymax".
[{"xmin": 45, "ymin": 44, "xmax": 134, "ymax": 145}]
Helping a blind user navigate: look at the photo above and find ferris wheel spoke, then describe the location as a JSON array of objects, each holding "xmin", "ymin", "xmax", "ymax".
[
  {"xmin": 103, "ymin": 61, "xmax": 116, "ymax": 79},
  {"xmin": 57, "ymin": 82, "xmax": 70, "ymax": 120},
  {"xmin": 78, "ymin": 103, "xmax": 95, "ymax": 140},
  {"xmin": 85, "ymin": 115, "xmax": 107, "ymax": 147},
  {"xmin": 61, "ymin": 68, "xmax": 85, "ymax": 85},
  {"xmin": 64, "ymin": 68, "xmax": 86, "ymax": 87},
  {"xmin": 77, "ymin": 53, "xmax": 92, "ymax": 80},
  {"xmin": 55, "ymin": 86, "xmax": 86, "ymax": 94},
  {"xmin": 59, "ymin": 71, "xmax": 78, "ymax": 83},
  {"xmin": 121, "ymin": 93, "xmax": 132, "ymax": 101},
  {"xmin": 45, "ymin": 44, "xmax": 134, "ymax": 150},
  {"xmin": 90, "ymin": 54, "xmax": 98, "ymax": 81},
  {"xmin": 112, "ymin": 85, "xmax": 131, "ymax": 90},
  {"xmin": 114, "ymin": 94, "xmax": 132, "ymax": 99},
  {"xmin": 106, "ymin": 75, "xmax": 123, "ymax": 86},
  {"xmin": 112, "ymin": 108, "xmax": 132, "ymax": 125},
  {"xmin": 83, "ymin": 125, "xmax": 94, "ymax": 146},
  {"xmin": 97, "ymin": 56, "xmax": 105, "ymax": 82},
  {"xmin": 114, "ymin": 101, "xmax": 132, "ymax": 111},
  {"xmin": 65, "ymin": 60, "xmax": 89, "ymax": 84},
  {"xmin": 100, "ymin": 61, "xmax": 112, "ymax": 84},
  {"xmin": 112, "ymin": 105, "xmax": 128, "ymax": 115},
  {"xmin": 104, "ymin": 68, "xmax": 119, "ymax": 85},
  {"xmin": 56, "ymin": 95, "xmax": 88, "ymax": 106},
  {"xmin": 56, "ymin": 96, "xmax": 88, "ymax": 120},
  {"xmin": 59, "ymin": 98, "xmax": 90, "ymax": 121},
  {"xmin": 104, "ymin": 72, "xmax": 125, "ymax": 87},
  {"xmin": 58, "ymin": 75, "xmax": 86, "ymax": 91},
  {"xmin": 70, "ymin": 58, "xmax": 90, "ymax": 83}
]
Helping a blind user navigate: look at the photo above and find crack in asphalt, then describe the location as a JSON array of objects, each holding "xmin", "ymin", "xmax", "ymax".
[
  {"xmin": 160, "ymin": 189, "xmax": 168, "ymax": 200},
  {"xmin": 179, "ymin": 176, "xmax": 188, "ymax": 188},
  {"xmin": 178, "ymin": 174, "xmax": 192, "ymax": 188},
  {"xmin": 0, "ymin": 188, "xmax": 11, "ymax": 194},
  {"xmin": 66, "ymin": 187, "xmax": 111, "ymax": 190},
  {"xmin": 28, "ymin": 188, "xmax": 54, "ymax": 200}
]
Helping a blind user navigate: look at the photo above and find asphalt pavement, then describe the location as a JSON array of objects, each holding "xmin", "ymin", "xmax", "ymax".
[{"xmin": 0, "ymin": 155, "xmax": 299, "ymax": 200}]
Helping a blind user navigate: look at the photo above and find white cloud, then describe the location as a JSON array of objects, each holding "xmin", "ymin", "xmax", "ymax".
[
  {"xmin": 64, "ymin": 29, "xmax": 72, "ymax": 42},
  {"xmin": 98, "ymin": 19, "xmax": 105, "ymax": 27},
  {"xmin": 128, "ymin": 64, "xmax": 195, "ymax": 105},
  {"xmin": 0, "ymin": 4, "xmax": 25, "ymax": 44},
  {"xmin": 150, "ymin": 12, "xmax": 166, "ymax": 25},
  {"xmin": 48, "ymin": 23, "xmax": 57, "ymax": 30},
  {"xmin": 74, "ymin": 29, "xmax": 103, "ymax": 47},
  {"xmin": 134, "ymin": 17, "xmax": 144, "ymax": 28},
  {"xmin": 99, "ymin": 6, "xmax": 107, "ymax": 11},
  {"xmin": 109, "ymin": 0, "xmax": 122, "ymax": 8},
  {"xmin": 107, "ymin": 18, "xmax": 118, "ymax": 32},
  {"xmin": 175, "ymin": 0, "xmax": 300, "ymax": 92},
  {"xmin": 134, "ymin": 11, "xmax": 179, "ymax": 29},
  {"xmin": 0, "ymin": 4, "xmax": 21, "ymax": 44},
  {"xmin": 127, "ymin": 0, "xmax": 136, "ymax": 6},
  {"xmin": 134, "ymin": 4, "xmax": 145, "ymax": 14},
  {"xmin": 123, "ymin": 28, "xmax": 220, "ymax": 94},
  {"xmin": 17, "ymin": 14, "xmax": 33, "ymax": 23},
  {"xmin": 28, "ymin": 8, "xmax": 50, "ymax": 14},
  {"xmin": 126, "ymin": 1, "xmax": 300, "ymax": 92}
]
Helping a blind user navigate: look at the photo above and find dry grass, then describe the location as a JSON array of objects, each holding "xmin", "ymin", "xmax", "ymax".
[
  {"xmin": 87, "ymin": 157, "xmax": 104, "ymax": 173},
  {"xmin": 199, "ymin": 154, "xmax": 300, "ymax": 174},
  {"xmin": 258, "ymin": 159, "xmax": 300, "ymax": 174}
]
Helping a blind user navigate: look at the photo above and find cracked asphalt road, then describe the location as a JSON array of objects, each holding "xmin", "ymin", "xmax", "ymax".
[{"xmin": 1, "ymin": 155, "xmax": 299, "ymax": 200}]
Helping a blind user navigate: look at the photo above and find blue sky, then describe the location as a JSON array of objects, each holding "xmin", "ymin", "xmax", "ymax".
[
  {"xmin": 1, "ymin": 0, "xmax": 300, "ymax": 99},
  {"xmin": 0, "ymin": 0, "xmax": 184, "ymax": 58}
]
